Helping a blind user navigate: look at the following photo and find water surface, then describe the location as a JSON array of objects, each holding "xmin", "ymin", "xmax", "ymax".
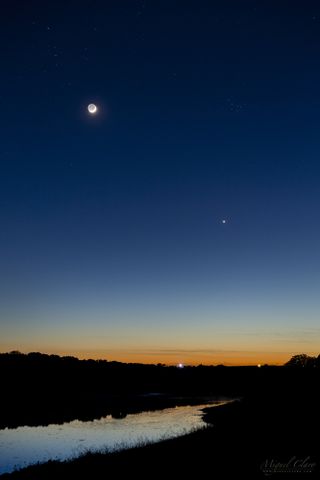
[{"xmin": 0, "ymin": 401, "xmax": 226, "ymax": 474}]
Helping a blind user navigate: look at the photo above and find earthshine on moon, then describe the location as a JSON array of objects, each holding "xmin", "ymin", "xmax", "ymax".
[{"xmin": 88, "ymin": 103, "xmax": 98, "ymax": 114}]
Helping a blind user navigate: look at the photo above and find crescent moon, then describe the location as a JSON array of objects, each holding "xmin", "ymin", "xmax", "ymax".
[{"xmin": 88, "ymin": 103, "xmax": 98, "ymax": 114}]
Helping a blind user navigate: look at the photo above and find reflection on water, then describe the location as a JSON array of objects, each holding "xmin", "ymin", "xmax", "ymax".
[{"xmin": 0, "ymin": 401, "xmax": 225, "ymax": 474}]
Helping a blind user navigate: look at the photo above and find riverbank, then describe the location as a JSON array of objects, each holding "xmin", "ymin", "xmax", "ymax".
[
  {"xmin": 2, "ymin": 394, "xmax": 319, "ymax": 479},
  {"xmin": 1, "ymin": 393, "xmax": 230, "ymax": 429},
  {"xmin": 0, "ymin": 352, "xmax": 288, "ymax": 429}
]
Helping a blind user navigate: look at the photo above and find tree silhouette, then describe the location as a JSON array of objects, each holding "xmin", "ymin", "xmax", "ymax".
[{"xmin": 285, "ymin": 354, "xmax": 316, "ymax": 367}]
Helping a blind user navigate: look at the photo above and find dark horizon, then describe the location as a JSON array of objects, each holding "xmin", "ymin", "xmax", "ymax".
[{"xmin": 2, "ymin": 349, "xmax": 318, "ymax": 368}]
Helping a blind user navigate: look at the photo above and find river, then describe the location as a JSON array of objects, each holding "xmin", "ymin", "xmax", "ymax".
[{"xmin": 0, "ymin": 400, "xmax": 227, "ymax": 474}]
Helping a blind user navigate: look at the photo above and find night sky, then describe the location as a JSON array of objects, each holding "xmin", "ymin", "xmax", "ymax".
[{"xmin": 1, "ymin": 1, "xmax": 320, "ymax": 365}]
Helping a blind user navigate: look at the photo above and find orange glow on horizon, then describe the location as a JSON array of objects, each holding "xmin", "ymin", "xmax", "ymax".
[
  {"xmin": 71, "ymin": 351, "xmax": 291, "ymax": 366},
  {"xmin": 1, "ymin": 347, "xmax": 309, "ymax": 366}
]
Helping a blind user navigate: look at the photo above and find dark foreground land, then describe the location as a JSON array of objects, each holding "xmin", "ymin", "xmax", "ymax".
[{"xmin": 1, "ymin": 352, "xmax": 319, "ymax": 479}]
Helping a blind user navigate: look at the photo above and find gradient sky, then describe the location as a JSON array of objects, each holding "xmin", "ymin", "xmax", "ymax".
[{"xmin": 1, "ymin": 0, "xmax": 320, "ymax": 365}]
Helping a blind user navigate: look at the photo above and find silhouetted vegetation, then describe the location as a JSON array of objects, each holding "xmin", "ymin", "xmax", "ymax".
[
  {"xmin": 0, "ymin": 351, "xmax": 319, "ymax": 429},
  {"xmin": 285, "ymin": 353, "xmax": 320, "ymax": 367}
]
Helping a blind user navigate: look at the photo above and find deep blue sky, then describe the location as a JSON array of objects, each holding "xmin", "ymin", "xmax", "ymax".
[{"xmin": 1, "ymin": 0, "xmax": 320, "ymax": 364}]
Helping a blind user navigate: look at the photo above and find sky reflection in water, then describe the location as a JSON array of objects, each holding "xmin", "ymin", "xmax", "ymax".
[{"xmin": 0, "ymin": 402, "xmax": 225, "ymax": 474}]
